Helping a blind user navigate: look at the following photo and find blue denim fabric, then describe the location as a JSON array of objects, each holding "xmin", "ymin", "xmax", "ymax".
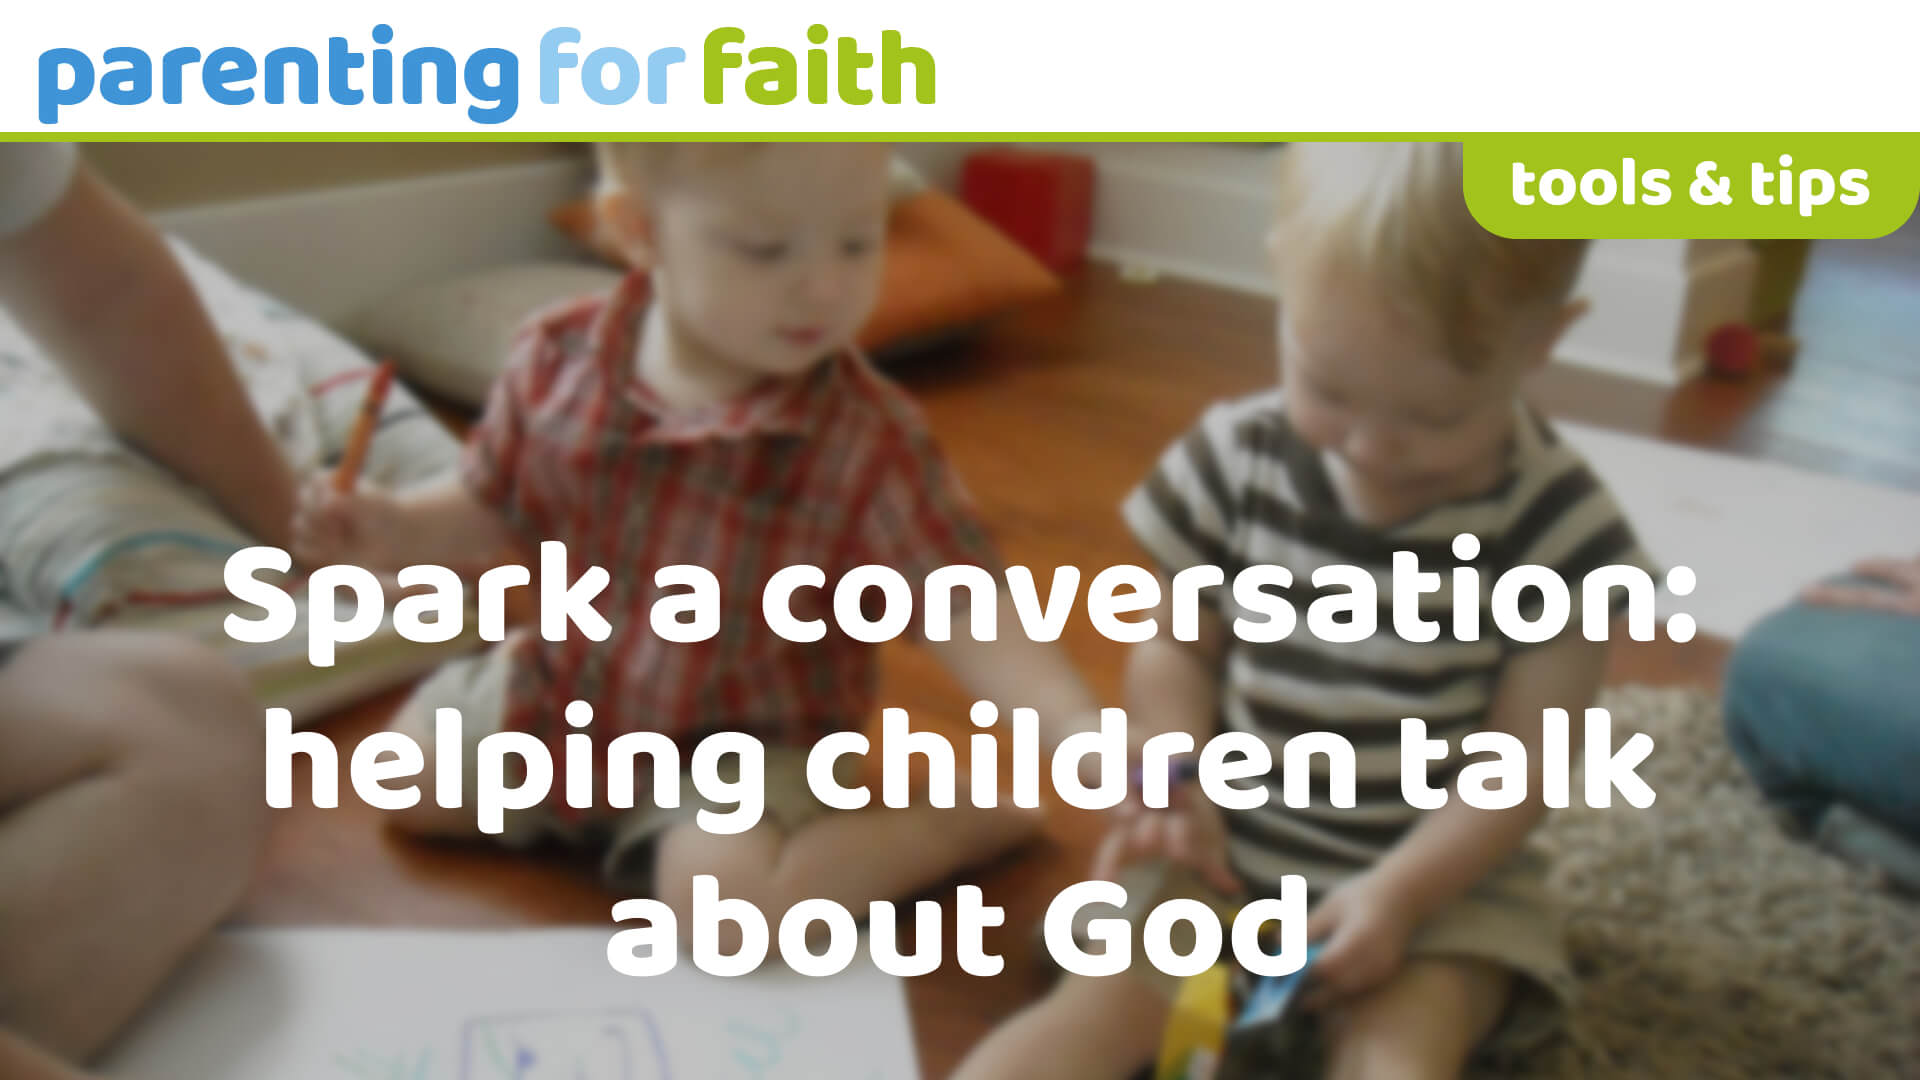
[{"xmin": 1724, "ymin": 579, "xmax": 1920, "ymax": 845}]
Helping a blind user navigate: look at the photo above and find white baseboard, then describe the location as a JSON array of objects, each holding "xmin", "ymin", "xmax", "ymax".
[
  {"xmin": 899, "ymin": 142, "xmax": 1279, "ymax": 295},
  {"xmin": 902, "ymin": 143, "xmax": 1749, "ymax": 385},
  {"xmin": 152, "ymin": 148, "xmax": 1744, "ymax": 388}
]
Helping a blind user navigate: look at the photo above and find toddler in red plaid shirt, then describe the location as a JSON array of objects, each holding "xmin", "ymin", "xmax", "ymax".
[{"xmin": 293, "ymin": 143, "xmax": 1105, "ymax": 930}]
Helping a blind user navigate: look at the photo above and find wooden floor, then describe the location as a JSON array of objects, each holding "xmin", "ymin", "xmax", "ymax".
[{"xmin": 238, "ymin": 236, "xmax": 1920, "ymax": 1077}]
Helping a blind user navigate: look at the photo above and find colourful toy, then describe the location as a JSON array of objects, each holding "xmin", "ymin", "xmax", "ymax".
[
  {"xmin": 1231, "ymin": 943, "xmax": 1322, "ymax": 1035},
  {"xmin": 958, "ymin": 148, "xmax": 1096, "ymax": 274},
  {"xmin": 1153, "ymin": 937, "xmax": 1323, "ymax": 1080},
  {"xmin": 1153, "ymin": 960, "xmax": 1233, "ymax": 1080},
  {"xmin": 1130, "ymin": 758, "xmax": 1203, "ymax": 798}
]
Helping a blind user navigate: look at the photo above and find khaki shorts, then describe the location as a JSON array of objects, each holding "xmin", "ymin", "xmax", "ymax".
[
  {"xmin": 393, "ymin": 640, "xmax": 858, "ymax": 895},
  {"xmin": 1072, "ymin": 848, "xmax": 1574, "ymax": 1066}
]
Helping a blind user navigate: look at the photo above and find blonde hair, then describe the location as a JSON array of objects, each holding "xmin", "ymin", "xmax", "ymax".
[
  {"xmin": 594, "ymin": 142, "xmax": 768, "ymax": 198},
  {"xmin": 1272, "ymin": 142, "xmax": 1587, "ymax": 372}
]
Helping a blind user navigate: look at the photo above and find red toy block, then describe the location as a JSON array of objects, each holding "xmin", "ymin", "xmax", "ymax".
[
  {"xmin": 1705, "ymin": 322, "xmax": 1800, "ymax": 379},
  {"xmin": 1706, "ymin": 322, "xmax": 1760, "ymax": 378},
  {"xmin": 959, "ymin": 148, "xmax": 1095, "ymax": 274}
]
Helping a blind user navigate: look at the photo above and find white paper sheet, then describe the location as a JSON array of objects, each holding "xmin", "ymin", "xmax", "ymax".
[
  {"xmin": 97, "ymin": 928, "xmax": 919, "ymax": 1080},
  {"xmin": 1560, "ymin": 421, "xmax": 1920, "ymax": 640}
]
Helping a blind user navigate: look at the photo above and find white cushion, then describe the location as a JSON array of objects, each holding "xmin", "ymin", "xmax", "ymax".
[{"xmin": 346, "ymin": 261, "xmax": 625, "ymax": 409}]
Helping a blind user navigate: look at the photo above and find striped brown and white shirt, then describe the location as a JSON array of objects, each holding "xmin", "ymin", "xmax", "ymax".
[{"xmin": 1122, "ymin": 390, "xmax": 1654, "ymax": 894}]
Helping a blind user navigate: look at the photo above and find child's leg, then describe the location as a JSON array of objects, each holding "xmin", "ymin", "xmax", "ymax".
[
  {"xmin": 0, "ymin": 633, "xmax": 267, "ymax": 1062},
  {"xmin": 1318, "ymin": 957, "xmax": 1511, "ymax": 1080},
  {"xmin": 948, "ymin": 973, "xmax": 1170, "ymax": 1080},
  {"xmin": 383, "ymin": 639, "xmax": 541, "ymax": 842}
]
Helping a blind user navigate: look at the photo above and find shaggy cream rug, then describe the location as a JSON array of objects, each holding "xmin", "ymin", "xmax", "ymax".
[{"xmin": 1503, "ymin": 685, "xmax": 1920, "ymax": 1079}]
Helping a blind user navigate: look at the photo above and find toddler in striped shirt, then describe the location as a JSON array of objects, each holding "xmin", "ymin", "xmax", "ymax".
[{"xmin": 954, "ymin": 143, "xmax": 1652, "ymax": 1079}]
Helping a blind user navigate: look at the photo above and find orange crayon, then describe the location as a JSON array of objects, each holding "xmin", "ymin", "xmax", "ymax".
[{"xmin": 334, "ymin": 362, "xmax": 395, "ymax": 493}]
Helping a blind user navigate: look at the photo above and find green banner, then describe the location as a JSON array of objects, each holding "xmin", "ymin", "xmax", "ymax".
[{"xmin": 1464, "ymin": 134, "xmax": 1920, "ymax": 239}]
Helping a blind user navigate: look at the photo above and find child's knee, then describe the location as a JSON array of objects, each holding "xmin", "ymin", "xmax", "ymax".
[
  {"xmin": 97, "ymin": 632, "xmax": 255, "ymax": 725},
  {"xmin": 652, "ymin": 823, "xmax": 788, "ymax": 945},
  {"xmin": 112, "ymin": 637, "xmax": 262, "ymax": 794},
  {"xmin": 385, "ymin": 795, "xmax": 481, "ymax": 840},
  {"xmin": 100, "ymin": 638, "xmax": 271, "ymax": 890},
  {"xmin": 655, "ymin": 824, "xmax": 780, "ymax": 901},
  {"xmin": 381, "ymin": 701, "xmax": 466, "ymax": 837},
  {"xmin": 1062, "ymin": 970, "xmax": 1170, "ymax": 1021},
  {"xmin": 165, "ymin": 647, "xmax": 263, "ymax": 789},
  {"xmin": 376, "ymin": 740, "xmax": 539, "ymax": 842},
  {"xmin": 382, "ymin": 645, "xmax": 521, "ymax": 835},
  {"xmin": 24, "ymin": 632, "xmax": 256, "ymax": 750},
  {"xmin": 1324, "ymin": 1039, "xmax": 1448, "ymax": 1080},
  {"xmin": 1322, "ymin": 960, "xmax": 1511, "ymax": 1080},
  {"xmin": 1052, "ymin": 974, "xmax": 1172, "ymax": 1065}
]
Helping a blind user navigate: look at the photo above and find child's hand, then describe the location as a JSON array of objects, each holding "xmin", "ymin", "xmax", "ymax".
[
  {"xmin": 1298, "ymin": 871, "xmax": 1417, "ymax": 1011},
  {"xmin": 292, "ymin": 475, "xmax": 409, "ymax": 570},
  {"xmin": 1090, "ymin": 785, "xmax": 1243, "ymax": 896},
  {"xmin": 1802, "ymin": 553, "xmax": 1920, "ymax": 616}
]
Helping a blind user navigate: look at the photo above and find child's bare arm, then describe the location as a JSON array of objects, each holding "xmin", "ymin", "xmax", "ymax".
[
  {"xmin": 1087, "ymin": 585, "xmax": 1239, "ymax": 889},
  {"xmin": 293, "ymin": 475, "xmax": 524, "ymax": 573},
  {"xmin": 1300, "ymin": 632, "xmax": 1608, "ymax": 1006},
  {"xmin": 917, "ymin": 590, "xmax": 1104, "ymax": 742},
  {"xmin": 0, "ymin": 162, "xmax": 300, "ymax": 550},
  {"xmin": 1123, "ymin": 579, "xmax": 1229, "ymax": 745},
  {"xmin": 919, "ymin": 575, "xmax": 1229, "ymax": 754},
  {"xmin": 392, "ymin": 481, "xmax": 527, "ymax": 568},
  {"xmin": 1370, "ymin": 631, "xmax": 1609, "ymax": 921}
]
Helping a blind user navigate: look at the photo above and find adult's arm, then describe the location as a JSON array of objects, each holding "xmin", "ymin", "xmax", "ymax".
[{"xmin": 0, "ymin": 147, "xmax": 297, "ymax": 548}]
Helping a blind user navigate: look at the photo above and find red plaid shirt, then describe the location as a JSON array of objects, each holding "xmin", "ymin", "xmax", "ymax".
[{"xmin": 463, "ymin": 271, "xmax": 998, "ymax": 768}]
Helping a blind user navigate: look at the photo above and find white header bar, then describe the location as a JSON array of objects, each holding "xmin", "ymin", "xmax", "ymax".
[{"xmin": 4, "ymin": 2, "xmax": 1914, "ymax": 133}]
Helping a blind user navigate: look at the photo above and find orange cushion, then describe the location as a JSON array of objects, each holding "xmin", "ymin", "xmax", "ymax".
[
  {"xmin": 548, "ymin": 197, "xmax": 627, "ymax": 267},
  {"xmin": 547, "ymin": 188, "xmax": 1062, "ymax": 353}
]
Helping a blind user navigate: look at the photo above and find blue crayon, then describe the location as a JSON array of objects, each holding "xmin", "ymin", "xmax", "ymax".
[{"xmin": 1128, "ymin": 758, "xmax": 1202, "ymax": 796}]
